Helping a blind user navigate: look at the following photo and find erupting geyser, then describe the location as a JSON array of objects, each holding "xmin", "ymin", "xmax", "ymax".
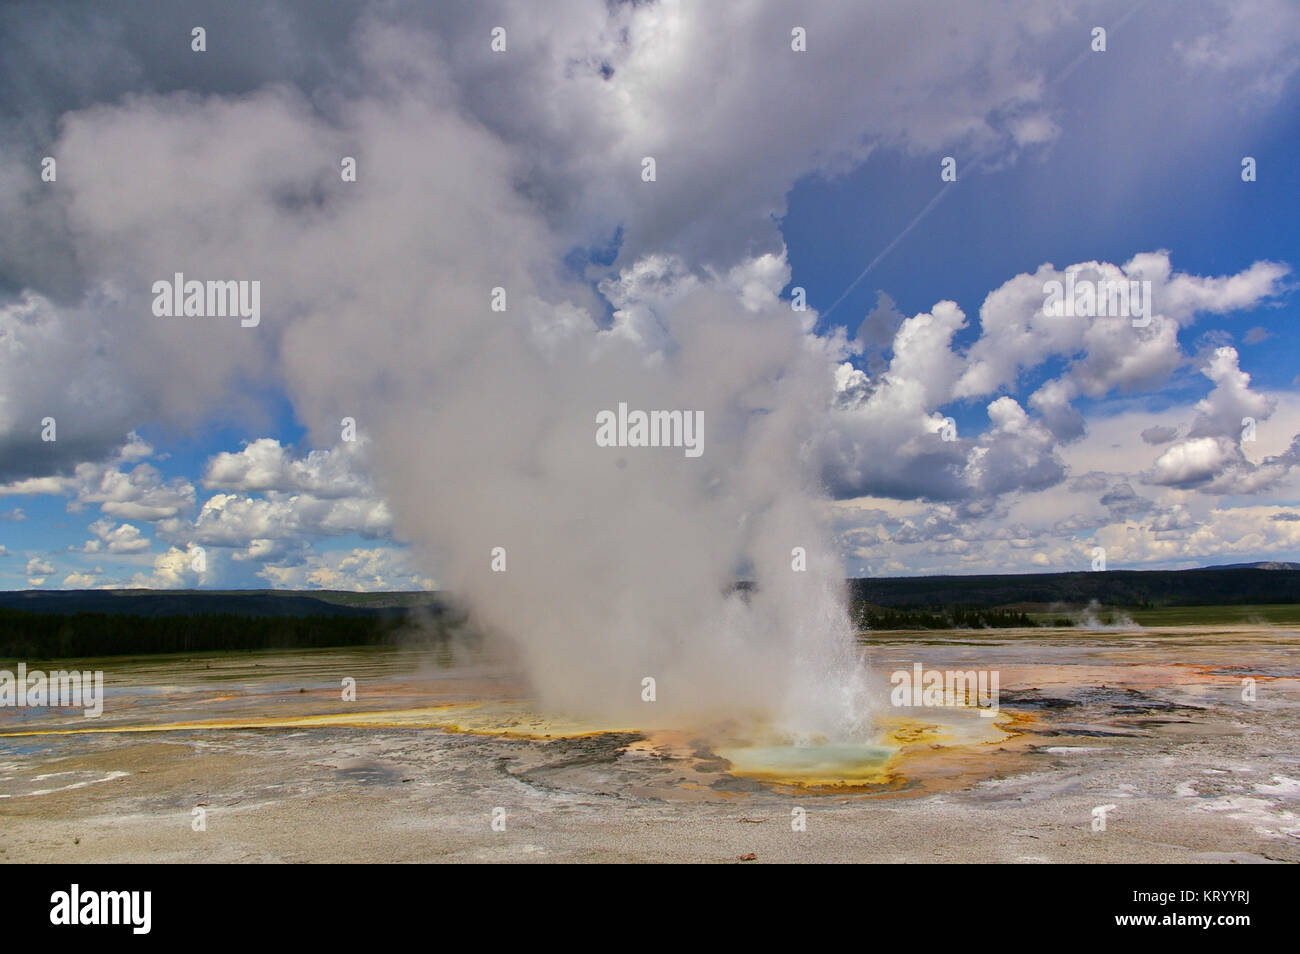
[
  {"xmin": 288, "ymin": 228, "xmax": 875, "ymax": 741},
  {"xmin": 382, "ymin": 270, "xmax": 880, "ymax": 741},
  {"xmin": 100, "ymin": 81, "xmax": 880, "ymax": 745}
]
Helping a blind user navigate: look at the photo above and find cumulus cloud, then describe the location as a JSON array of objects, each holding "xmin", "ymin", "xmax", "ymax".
[
  {"xmin": 1144, "ymin": 347, "xmax": 1298, "ymax": 493},
  {"xmin": 1149, "ymin": 436, "xmax": 1235, "ymax": 488},
  {"xmin": 0, "ymin": 433, "xmax": 194, "ymax": 523},
  {"xmin": 62, "ymin": 569, "xmax": 102, "ymax": 588},
  {"xmin": 1186, "ymin": 346, "xmax": 1276, "ymax": 439},
  {"xmin": 176, "ymin": 492, "xmax": 392, "ymax": 553},
  {"xmin": 203, "ymin": 438, "xmax": 372, "ymax": 499},
  {"xmin": 130, "ymin": 545, "xmax": 203, "ymax": 589},
  {"xmin": 821, "ymin": 254, "xmax": 1285, "ymax": 505},
  {"xmin": 837, "ymin": 489, "xmax": 1300, "ymax": 577},
  {"xmin": 164, "ymin": 439, "xmax": 390, "ymax": 559},
  {"xmin": 958, "ymin": 254, "xmax": 1287, "ymax": 417},
  {"xmin": 81, "ymin": 517, "xmax": 150, "ymax": 554},
  {"xmin": 25, "ymin": 556, "xmax": 53, "ymax": 586},
  {"xmin": 71, "ymin": 462, "xmax": 194, "ymax": 522},
  {"xmin": 1094, "ymin": 505, "xmax": 1300, "ymax": 568},
  {"xmin": 259, "ymin": 546, "xmax": 433, "ymax": 592},
  {"xmin": 1, "ymin": 431, "xmax": 399, "ymax": 581}
]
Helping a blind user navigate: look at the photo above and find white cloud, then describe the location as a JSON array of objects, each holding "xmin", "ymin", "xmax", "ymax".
[
  {"xmin": 130, "ymin": 546, "xmax": 203, "ymax": 589},
  {"xmin": 822, "ymin": 253, "xmax": 1289, "ymax": 505},
  {"xmin": 830, "ymin": 382, "xmax": 1300, "ymax": 575},
  {"xmin": 0, "ymin": 475, "xmax": 71, "ymax": 497},
  {"xmin": 958, "ymin": 254, "xmax": 1287, "ymax": 407},
  {"xmin": 1142, "ymin": 347, "xmax": 1299, "ymax": 493},
  {"xmin": 82, "ymin": 517, "xmax": 151, "ymax": 554},
  {"xmin": 62, "ymin": 569, "xmax": 102, "ymax": 588},
  {"xmin": 71, "ymin": 461, "xmax": 194, "ymax": 521},
  {"xmin": 1148, "ymin": 436, "xmax": 1234, "ymax": 487},
  {"xmin": 258, "ymin": 547, "xmax": 433, "ymax": 591},
  {"xmin": 0, "ymin": 433, "xmax": 195, "ymax": 522},
  {"xmin": 203, "ymin": 438, "xmax": 372, "ymax": 499},
  {"xmin": 1188, "ymin": 346, "xmax": 1276, "ymax": 439},
  {"xmin": 25, "ymin": 556, "xmax": 54, "ymax": 586},
  {"xmin": 173, "ymin": 490, "xmax": 391, "ymax": 553}
]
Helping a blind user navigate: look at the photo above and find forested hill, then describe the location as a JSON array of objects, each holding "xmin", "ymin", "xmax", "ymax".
[
  {"xmin": 3, "ymin": 566, "xmax": 1300, "ymax": 618},
  {"xmin": 0, "ymin": 590, "xmax": 453, "ymax": 659},
  {"xmin": 0, "ymin": 589, "xmax": 440, "ymax": 618},
  {"xmin": 846, "ymin": 567, "xmax": 1300, "ymax": 610},
  {"xmin": 2, "ymin": 567, "xmax": 1299, "ymax": 658}
]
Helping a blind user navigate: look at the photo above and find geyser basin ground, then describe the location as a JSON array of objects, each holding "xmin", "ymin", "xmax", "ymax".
[{"xmin": 1, "ymin": 626, "xmax": 1297, "ymax": 863}]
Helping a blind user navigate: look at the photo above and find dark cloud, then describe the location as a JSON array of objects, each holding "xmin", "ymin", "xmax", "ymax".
[
  {"xmin": 1100, "ymin": 481, "xmax": 1152, "ymax": 519},
  {"xmin": 1141, "ymin": 424, "xmax": 1179, "ymax": 445}
]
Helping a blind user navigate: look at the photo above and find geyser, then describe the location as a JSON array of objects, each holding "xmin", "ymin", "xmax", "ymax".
[
  {"xmin": 372, "ymin": 267, "xmax": 876, "ymax": 740},
  {"xmin": 263, "ymin": 100, "xmax": 876, "ymax": 743}
]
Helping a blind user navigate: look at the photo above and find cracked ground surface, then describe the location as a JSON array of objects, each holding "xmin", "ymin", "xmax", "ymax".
[{"xmin": 1, "ymin": 626, "xmax": 1297, "ymax": 863}]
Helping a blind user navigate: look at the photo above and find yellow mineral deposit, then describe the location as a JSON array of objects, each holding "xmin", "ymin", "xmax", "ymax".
[{"xmin": 0, "ymin": 690, "xmax": 1020, "ymax": 791}]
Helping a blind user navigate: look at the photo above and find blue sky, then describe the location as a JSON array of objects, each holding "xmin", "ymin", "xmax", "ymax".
[{"xmin": 2, "ymin": 0, "xmax": 1298, "ymax": 589}]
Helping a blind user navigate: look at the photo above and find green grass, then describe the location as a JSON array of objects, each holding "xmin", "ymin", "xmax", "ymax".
[
  {"xmin": 1125, "ymin": 604, "xmax": 1300, "ymax": 626},
  {"xmin": 1018, "ymin": 604, "xmax": 1300, "ymax": 627}
]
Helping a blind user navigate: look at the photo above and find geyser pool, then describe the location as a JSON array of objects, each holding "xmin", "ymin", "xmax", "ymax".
[{"xmin": 714, "ymin": 741, "xmax": 897, "ymax": 786}]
